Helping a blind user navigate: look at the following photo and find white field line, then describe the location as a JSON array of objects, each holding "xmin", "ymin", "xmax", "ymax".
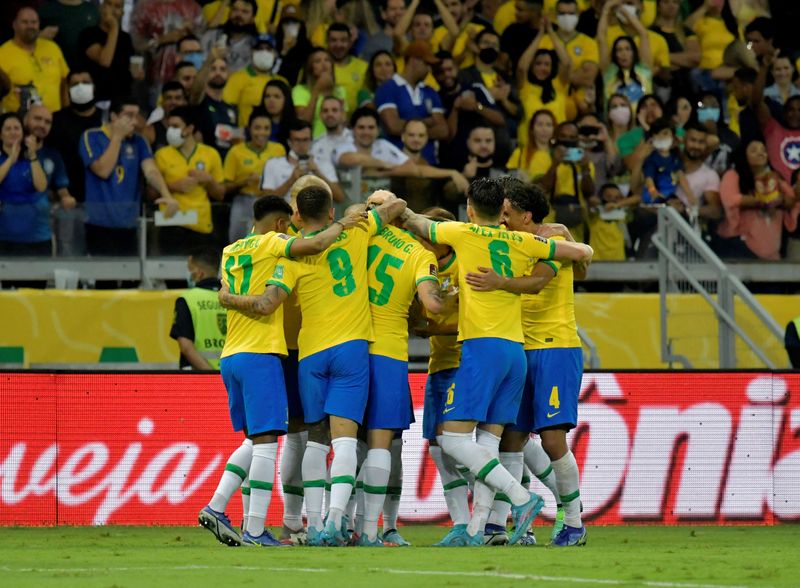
[{"xmin": 0, "ymin": 564, "xmax": 766, "ymax": 588}]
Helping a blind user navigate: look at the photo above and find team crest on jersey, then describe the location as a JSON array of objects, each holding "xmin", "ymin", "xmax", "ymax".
[
  {"xmin": 217, "ymin": 313, "xmax": 227, "ymax": 335},
  {"xmin": 573, "ymin": 46, "xmax": 583, "ymax": 56},
  {"xmin": 534, "ymin": 235, "xmax": 549, "ymax": 243},
  {"xmin": 125, "ymin": 145, "xmax": 134, "ymax": 157},
  {"xmin": 43, "ymin": 158, "xmax": 54, "ymax": 175},
  {"xmin": 274, "ymin": 264, "xmax": 285, "ymax": 279},
  {"xmin": 196, "ymin": 161, "xmax": 206, "ymax": 171}
]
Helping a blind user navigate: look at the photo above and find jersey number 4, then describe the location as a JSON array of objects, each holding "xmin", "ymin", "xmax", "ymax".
[
  {"xmin": 224, "ymin": 254, "xmax": 252, "ymax": 294},
  {"xmin": 367, "ymin": 245, "xmax": 403, "ymax": 306}
]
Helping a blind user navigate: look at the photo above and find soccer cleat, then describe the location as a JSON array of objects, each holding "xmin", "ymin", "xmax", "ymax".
[
  {"xmin": 382, "ymin": 529, "xmax": 411, "ymax": 547},
  {"xmin": 355, "ymin": 534, "xmax": 386, "ymax": 547},
  {"xmin": 198, "ymin": 506, "xmax": 241, "ymax": 547},
  {"xmin": 306, "ymin": 525, "xmax": 328, "ymax": 547},
  {"xmin": 465, "ymin": 530, "xmax": 485, "ymax": 546},
  {"xmin": 483, "ymin": 523, "xmax": 509, "ymax": 546},
  {"xmin": 320, "ymin": 518, "xmax": 348, "ymax": 547},
  {"xmin": 550, "ymin": 507, "xmax": 566, "ymax": 543},
  {"xmin": 279, "ymin": 524, "xmax": 307, "ymax": 546},
  {"xmin": 551, "ymin": 525, "xmax": 587, "ymax": 547},
  {"xmin": 243, "ymin": 529, "xmax": 287, "ymax": 547},
  {"xmin": 509, "ymin": 492, "xmax": 545, "ymax": 545},
  {"xmin": 519, "ymin": 529, "xmax": 537, "ymax": 546},
  {"xmin": 433, "ymin": 524, "xmax": 469, "ymax": 547}
]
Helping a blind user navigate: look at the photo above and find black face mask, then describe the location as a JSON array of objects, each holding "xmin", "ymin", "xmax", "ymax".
[{"xmin": 479, "ymin": 47, "xmax": 499, "ymax": 65}]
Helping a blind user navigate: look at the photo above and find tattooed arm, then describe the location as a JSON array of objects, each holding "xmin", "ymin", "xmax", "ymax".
[
  {"xmin": 218, "ymin": 282, "xmax": 289, "ymax": 317},
  {"xmin": 416, "ymin": 279, "xmax": 445, "ymax": 314}
]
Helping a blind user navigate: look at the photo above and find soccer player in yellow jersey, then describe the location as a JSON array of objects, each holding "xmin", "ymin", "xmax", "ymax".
[
  {"xmin": 401, "ymin": 177, "xmax": 593, "ymax": 545},
  {"xmin": 466, "ymin": 179, "xmax": 588, "ymax": 547},
  {"xmin": 217, "ymin": 187, "xmax": 407, "ymax": 547},
  {"xmin": 200, "ymin": 196, "xmax": 363, "ymax": 548},
  {"xmin": 352, "ymin": 194, "xmax": 444, "ymax": 547}
]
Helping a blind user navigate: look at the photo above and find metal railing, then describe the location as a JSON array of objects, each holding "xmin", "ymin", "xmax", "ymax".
[{"xmin": 651, "ymin": 206, "xmax": 786, "ymax": 368}]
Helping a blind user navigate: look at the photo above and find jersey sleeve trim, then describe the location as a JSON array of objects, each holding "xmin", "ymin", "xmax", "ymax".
[
  {"xmin": 267, "ymin": 280, "xmax": 292, "ymax": 295},
  {"xmin": 370, "ymin": 208, "xmax": 383, "ymax": 234},
  {"xmin": 429, "ymin": 222, "xmax": 438, "ymax": 244},
  {"xmin": 541, "ymin": 260, "xmax": 559, "ymax": 275},
  {"xmin": 548, "ymin": 238, "xmax": 556, "ymax": 260},
  {"xmin": 415, "ymin": 276, "xmax": 439, "ymax": 286},
  {"xmin": 284, "ymin": 236, "xmax": 297, "ymax": 258}
]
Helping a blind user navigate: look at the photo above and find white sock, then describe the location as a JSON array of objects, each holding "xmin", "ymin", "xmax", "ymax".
[
  {"xmin": 346, "ymin": 440, "xmax": 368, "ymax": 527},
  {"xmin": 521, "ymin": 464, "xmax": 532, "ymax": 490},
  {"xmin": 247, "ymin": 442, "xmax": 277, "ymax": 536},
  {"xmin": 430, "ymin": 442, "xmax": 469, "ymax": 525},
  {"xmin": 487, "ymin": 451, "xmax": 523, "ymax": 527},
  {"xmin": 355, "ymin": 467, "xmax": 366, "ymax": 536},
  {"xmin": 551, "ymin": 450, "xmax": 582, "ymax": 527},
  {"xmin": 467, "ymin": 430, "xmax": 501, "ymax": 536},
  {"xmin": 241, "ymin": 476, "xmax": 250, "ymax": 533},
  {"xmin": 281, "ymin": 432, "xmax": 307, "ymax": 531},
  {"xmin": 524, "ymin": 440, "xmax": 560, "ymax": 507},
  {"xmin": 209, "ymin": 438, "xmax": 252, "ymax": 513},
  {"xmin": 301, "ymin": 441, "xmax": 329, "ymax": 530},
  {"xmin": 328, "ymin": 437, "xmax": 358, "ymax": 531},
  {"xmin": 362, "ymin": 448, "xmax": 391, "ymax": 541},
  {"xmin": 383, "ymin": 437, "xmax": 403, "ymax": 533}
]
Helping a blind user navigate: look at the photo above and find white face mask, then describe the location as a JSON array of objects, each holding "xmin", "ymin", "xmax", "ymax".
[
  {"xmin": 166, "ymin": 126, "xmax": 186, "ymax": 148},
  {"xmin": 556, "ymin": 14, "xmax": 579, "ymax": 32},
  {"xmin": 252, "ymin": 49, "xmax": 275, "ymax": 72},
  {"xmin": 284, "ymin": 22, "xmax": 300, "ymax": 38},
  {"xmin": 69, "ymin": 82, "xmax": 94, "ymax": 105},
  {"xmin": 652, "ymin": 137, "xmax": 673, "ymax": 151},
  {"xmin": 609, "ymin": 105, "xmax": 631, "ymax": 126}
]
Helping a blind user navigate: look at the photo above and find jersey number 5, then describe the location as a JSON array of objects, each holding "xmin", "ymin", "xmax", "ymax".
[
  {"xmin": 488, "ymin": 240, "xmax": 513, "ymax": 278},
  {"xmin": 367, "ymin": 244, "xmax": 403, "ymax": 306},
  {"xmin": 224, "ymin": 254, "xmax": 252, "ymax": 294}
]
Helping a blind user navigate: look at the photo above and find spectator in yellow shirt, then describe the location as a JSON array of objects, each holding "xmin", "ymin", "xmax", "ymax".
[
  {"xmin": 602, "ymin": 0, "xmax": 670, "ymax": 74},
  {"xmin": 685, "ymin": 0, "xmax": 739, "ymax": 97},
  {"xmin": 326, "ymin": 23, "xmax": 368, "ymax": 115},
  {"xmin": 540, "ymin": 0, "xmax": 600, "ymax": 88},
  {"xmin": 222, "ymin": 33, "xmax": 284, "ymax": 127},
  {"xmin": 0, "ymin": 7, "xmax": 69, "ymax": 113},
  {"xmin": 506, "ymin": 109, "xmax": 557, "ymax": 183}
]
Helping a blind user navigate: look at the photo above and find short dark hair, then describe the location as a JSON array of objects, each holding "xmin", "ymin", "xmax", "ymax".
[
  {"xmin": 734, "ymin": 67, "xmax": 758, "ymax": 85},
  {"xmin": 475, "ymin": 27, "xmax": 499, "ymax": 46},
  {"xmin": 162, "ymin": 80, "xmax": 187, "ymax": 96},
  {"xmin": 350, "ymin": 106, "xmax": 379, "ymax": 128},
  {"xmin": 467, "ymin": 177, "xmax": 505, "ymax": 219},
  {"xmin": 744, "ymin": 16, "xmax": 774, "ymax": 40},
  {"xmin": 327, "ymin": 22, "xmax": 351, "ymax": 37},
  {"xmin": 174, "ymin": 60, "xmax": 196, "ymax": 71},
  {"xmin": 647, "ymin": 116, "xmax": 673, "ymax": 138},
  {"xmin": 168, "ymin": 105, "xmax": 196, "ymax": 128},
  {"xmin": 233, "ymin": 0, "xmax": 257, "ymax": 14},
  {"xmin": 109, "ymin": 96, "xmax": 140, "ymax": 115},
  {"xmin": 67, "ymin": 70, "xmax": 92, "ymax": 84},
  {"xmin": 289, "ymin": 118, "xmax": 312, "ymax": 134},
  {"xmin": 247, "ymin": 106, "xmax": 271, "ymax": 127},
  {"xmin": 178, "ymin": 34, "xmax": 200, "ymax": 49},
  {"xmin": 189, "ymin": 246, "xmax": 221, "ymax": 272},
  {"xmin": 296, "ymin": 185, "xmax": 333, "ymax": 222},
  {"xmin": 683, "ymin": 120, "xmax": 707, "ymax": 135},
  {"xmin": 504, "ymin": 179, "xmax": 549, "ymax": 224},
  {"xmin": 253, "ymin": 195, "xmax": 292, "ymax": 221},
  {"xmin": 599, "ymin": 183, "xmax": 621, "ymax": 199}
]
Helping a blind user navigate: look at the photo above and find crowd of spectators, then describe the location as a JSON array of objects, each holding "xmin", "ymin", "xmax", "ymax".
[{"xmin": 0, "ymin": 0, "xmax": 799, "ymax": 266}]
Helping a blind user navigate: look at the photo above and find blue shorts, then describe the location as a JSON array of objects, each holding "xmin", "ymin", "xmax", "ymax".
[
  {"xmin": 220, "ymin": 352, "xmax": 288, "ymax": 435},
  {"xmin": 298, "ymin": 340, "xmax": 369, "ymax": 425},
  {"xmin": 281, "ymin": 348, "xmax": 303, "ymax": 421},
  {"xmin": 442, "ymin": 338, "xmax": 526, "ymax": 426},
  {"xmin": 422, "ymin": 368, "xmax": 457, "ymax": 441},
  {"xmin": 365, "ymin": 354, "xmax": 412, "ymax": 430},
  {"xmin": 512, "ymin": 347, "xmax": 582, "ymax": 433}
]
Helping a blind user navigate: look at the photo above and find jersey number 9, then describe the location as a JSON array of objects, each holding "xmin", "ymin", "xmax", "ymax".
[{"xmin": 327, "ymin": 249, "xmax": 356, "ymax": 297}]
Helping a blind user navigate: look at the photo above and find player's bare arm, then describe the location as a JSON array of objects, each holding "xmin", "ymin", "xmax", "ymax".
[
  {"xmin": 400, "ymin": 208, "xmax": 435, "ymax": 240},
  {"xmin": 537, "ymin": 223, "xmax": 575, "ymax": 242},
  {"xmin": 554, "ymin": 241, "xmax": 594, "ymax": 263},
  {"xmin": 465, "ymin": 261, "xmax": 557, "ymax": 294},
  {"xmin": 287, "ymin": 211, "xmax": 368, "ymax": 257},
  {"xmin": 218, "ymin": 281, "xmax": 289, "ymax": 316},
  {"xmin": 367, "ymin": 190, "xmax": 408, "ymax": 226},
  {"xmin": 416, "ymin": 279, "xmax": 445, "ymax": 315}
]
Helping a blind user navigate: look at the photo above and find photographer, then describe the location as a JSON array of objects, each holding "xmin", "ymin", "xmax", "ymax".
[{"xmin": 261, "ymin": 119, "xmax": 343, "ymax": 202}]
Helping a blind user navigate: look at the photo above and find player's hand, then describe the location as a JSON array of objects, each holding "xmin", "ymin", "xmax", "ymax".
[
  {"xmin": 464, "ymin": 155, "xmax": 478, "ymax": 178},
  {"xmin": 188, "ymin": 169, "xmax": 213, "ymax": 184},
  {"xmin": 59, "ymin": 194, "xmax": 77, "ymax": 210},
  {"xmin": 537, "ymin": 223, "xmax": 574, "ymax": 241},
  {"xmin": 156, "ymin": 195, "xmax": 180, "ymax": 218},
  {"xmin": 24, "ymin": 135, "xmax": 39, "ymax": 159},
  {"xmin": 450, "ymin": 171, "xmax": 469, "ymax": 194},
  {"xmin": 367, "ymin": 189, "xmax": 397, "ymax": 207},
  {"xmin": 490, "ymin": 78, "xmax": 511, "ymax": 102},
  {"xmin": 465, "ymin": 266, "xmax": 504, "ymax": 292},
  {"xmin": 111, "ymin": 115, "xmax": 136, "ymax": 138},
  {"xmin": 337, "ymin": 211, "xmax": 369, "ymax": 231}
]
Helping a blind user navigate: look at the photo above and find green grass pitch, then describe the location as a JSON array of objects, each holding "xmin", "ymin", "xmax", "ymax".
[{"xmin": 1, "ymin": 525, "xmax": 799, "ymax": 588}]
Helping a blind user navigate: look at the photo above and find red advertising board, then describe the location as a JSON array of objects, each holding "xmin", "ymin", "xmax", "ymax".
[{"xmin": 1, "ymin": 372, "xmax": 798, "ymax": 526}]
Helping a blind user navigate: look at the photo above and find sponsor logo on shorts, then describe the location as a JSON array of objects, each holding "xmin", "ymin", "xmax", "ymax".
[{"xmin": 547, "ymin": 411, "xmax": 560, "ymax": 418}]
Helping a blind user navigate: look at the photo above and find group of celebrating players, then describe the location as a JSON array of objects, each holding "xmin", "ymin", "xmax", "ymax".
[{"xmin": 197, "ymin": 173, "xmax": 593, "ymax": 548}]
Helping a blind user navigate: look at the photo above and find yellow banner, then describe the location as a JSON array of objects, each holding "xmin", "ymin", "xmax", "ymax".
[{"xmin": 0, "ymin": 290, "xmax": 795, "ymax": 368}]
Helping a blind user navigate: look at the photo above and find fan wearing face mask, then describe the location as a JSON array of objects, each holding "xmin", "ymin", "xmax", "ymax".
[
  {"xmin": 539, "ymin": 0, "xmax": 600, "ymax": 89},
  {"xmin": 639, "ymin": 117, "xmax": 691, "ymax": 206},
  {"xmin": 600, "ymin": 0, "xmax": 670, "ymax": 76}
]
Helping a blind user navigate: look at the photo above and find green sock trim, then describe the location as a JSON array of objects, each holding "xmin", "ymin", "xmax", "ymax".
[
  {"xmin": 249, "ymin": 480, "xmax": 273, "ymax": 491},
  {"xmin": 363, "ymin": 484, "xmax": 388, "ymax": 495},
  {"xmin": 536, "ymin": 465, "xmax": 554, "ymax": 481},
  {"xmin": 443, "ymin": 479, "xmax": 468, "ymax": 491},
  {"xmin": 560, "ymin": 490, "xmax": 580, "ymax": 503},
  {"xmin": 303, "ymin": 479, "xmax": 326, "ymax": 489},
  {"xmin": 325, "ymin": 482, "xmax": 332, "ymax": 491},
  {"xmin": 521, "ymin": 475, "xmax": 531, "ymax": 486},
  {"xmin": 494, "ymin": 492, "xmax": 512, "ymax": 504},
  {"xmin": 355, "ymin": 481, "xmax": 364, "ymax": 489},
  {"xmin": 241, "ymin": 486, "xmax": 251, "ymax": 495},
  {"xmin": 225, "ymin": 463, "xmax": 247, "ymax": 480},
  {"xmin": 387, "ymin": 486, "xmax": 402, "ymax": 496},
  {"xmin": 331, "ymin": 475, "xmax": 355, "ymax": 487},
  {"xmin": 476, "ymin": 458, "xmax": 500, "ymax": 482},
  {"xmin": 457, "ymin": 466, "xmax": 470, "ymax": 475},
  {"xmin": 282, "ymin": 484, "xmax": 304, "ymax": 497}
]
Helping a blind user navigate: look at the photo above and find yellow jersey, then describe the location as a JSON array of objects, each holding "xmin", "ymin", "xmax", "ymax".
[
  {"xmin": 427, "ymin": 252, "xmax": 461, "ymax": 375},
  {"xmin": 334, "ymin": 57, "xmax": 368, "ymax": 114},
  {"xmin": 428, "ymin": 221, "xmax": 556, "ymax": 343},
  {"xmin": 540, "ymin": 32, "xmax": 599, "ymax": 71},
  {"xmin": 220, "ymin": 231, "xmax": 297, "ymax": 358},
  {"xmin": 202, "ymin": 0, "xmax": 287, "ymax": 32},
  {"xmin": 521, "ymin": 237, "xmax": 581, "ymax": 350},
  {"xmin": 692, "ymin": 16, "xmax": 736, "ymax": 70},
  {"xmin": 268, "ymin": 209, "xmax": 383, "ymax": 359},
  {"xmin": 155, "ymin": 143, "xmax": 224, "ymax": 234},
  {"xmin": 0, "ymin": 38, "xmax": 69, "ymax": 113},
  {"xmin": 223, "ymin": 141, "xmax": 286, "ymax": 196},
  {"xmin": 283, "ymin": 222, "xmax": 303, "ymax": 351},
  {"xmin": 493, "ymin": 1, "xmax": 516, "ymax": 35},
  {"xmin": 222, "ymin": 67, "xmax": 284, "ymax": 127},
  {"xmin": 505, "ymin": 147, "xmax": 552, "ymax": 181},
  {"xmin": 431, "ymin": 22, "xmax": 484, "ymax": 68},
  {"xmin": 367, "ymin": 225, "xmax": 438, "ymax": 361},
  {"xmin": 519, "ymin": 78, "xmax": 570, "ymax": 144},
  {"xmin": 606, "ymin": 25, "xmax": 670, "ymax": 71}
]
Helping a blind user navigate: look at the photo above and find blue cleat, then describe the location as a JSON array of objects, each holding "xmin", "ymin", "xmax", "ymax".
[
  {"xmin": 243, "ymin": 529, "xmax": 287, "ymax": 547},
  {"xmin": 433, "ymin": 524, "xmax": 469, "ymax": 547},
  {"xmin": 198, "ymin": 506, "xmax": 241, "ymax": 547},
  {"xmin": 306, "ymin": 525, "xmax": 328, "ymax": 547},
  {"xmin": 356, "ymin": 534, "xmax": 386, "ymax": 547},
  {"xmin": 321, "ymin": 518, "xmax": 348, "ymax": 547},
  {"xmin": 483, "ymin": 523, "xmax": 509, "ymax": 545},
  {"xmin": 551, "ymin": 525, "xmax": 587, "ymax": 547},
  {"xmin": 382, "ymin": 529, "xmax": 411, "ymax": 547},
  {"xmin": 509, "ymin": 492, "xmax": 545, "ymax": 545}
]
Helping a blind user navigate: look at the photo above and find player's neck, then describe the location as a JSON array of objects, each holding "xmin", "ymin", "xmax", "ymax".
[
  {"xmin": 471, "ymin": 215, "xmax": 502, "ymax": 227},
  {"xmin": 301, "ymin": 219, "xmax": 328, "ymax": 234}
]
